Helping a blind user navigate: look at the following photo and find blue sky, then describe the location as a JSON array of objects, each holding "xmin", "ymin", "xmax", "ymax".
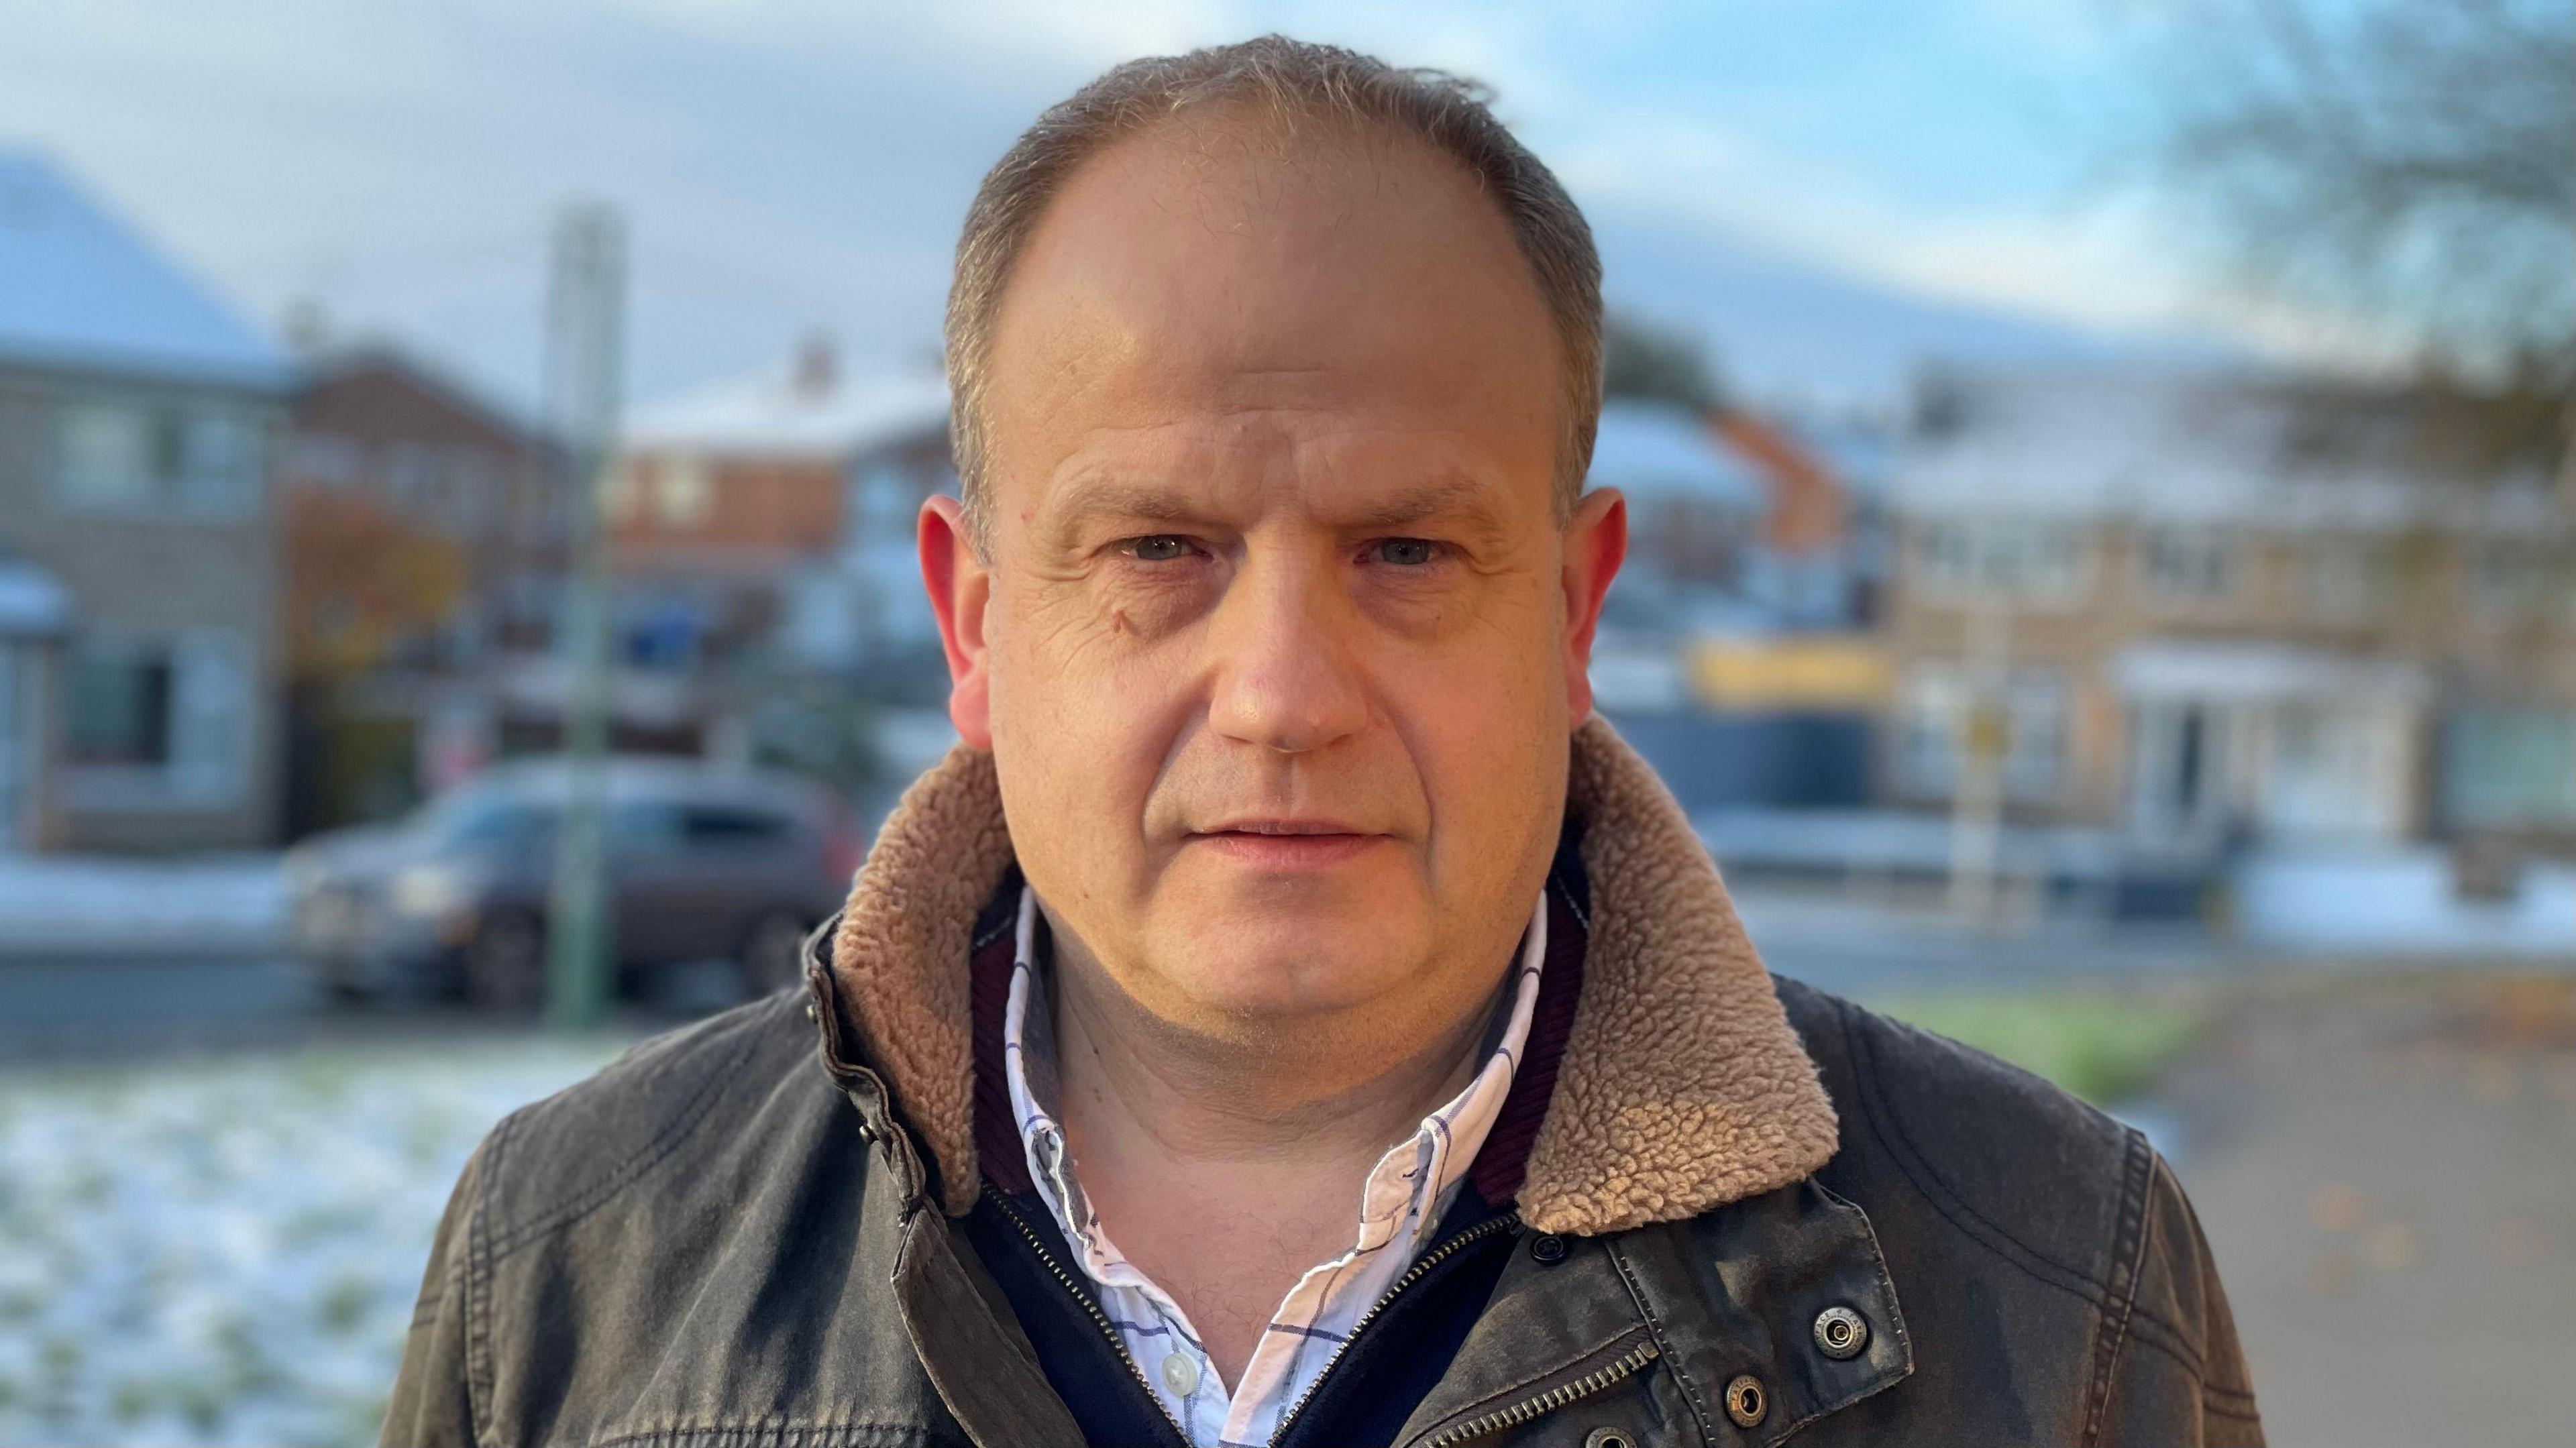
[{"xmin": 0, "ymin": 0, "xmax": 2337, "ymax": 415}]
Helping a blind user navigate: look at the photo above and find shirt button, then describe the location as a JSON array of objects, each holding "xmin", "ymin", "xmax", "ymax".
[{"xmin": 1160, "ymin": 1351, "xmax": 1200, "ymax": 1396}]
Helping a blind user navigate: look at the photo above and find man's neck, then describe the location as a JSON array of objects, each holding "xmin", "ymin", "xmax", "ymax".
[
  {"xmin": 1036, "ymin": 913, "xmax": 1516, "ymax": 1388},
  {"xmin": 1043, "ymin": 926, "xmax": 1504, "ymax": 1171}
]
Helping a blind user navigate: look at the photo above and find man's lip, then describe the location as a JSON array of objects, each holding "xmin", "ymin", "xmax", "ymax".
[
  {"xmin": 1184, "ymin": 828, "xmax": 1387, "ymax": 868},
  {"xmin": 1190, "ymin": 818, "xmax": 1377, "ymax": 837}
]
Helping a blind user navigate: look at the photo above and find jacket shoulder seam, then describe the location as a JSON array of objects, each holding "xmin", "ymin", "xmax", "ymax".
[
  {"xmin": 1837, "ymin": 997, "xmax": 2123, "ymax": 1309},
  {"xmin": 2203, "ymin": 1390, "xmax": 2265, "ymax": 1423},
  {"xmin": 465, "ymin": 1107, "xmax": 517, "ymax": 1448},
  {"xmin": 482, "ymin": 1015, "xmax": 774, "ymax": 1264},
  {"xmin": 2079, "ymin": 1125, "xmax": 2157, "ymax": 1447},
  {"xmin": 2123, "ymin": 1301, "xmax": 2215, "ymax": 1383},
  {"xmin": 2108, "ymin": 1317, "xmax": 2218, "ymax": 1398}
]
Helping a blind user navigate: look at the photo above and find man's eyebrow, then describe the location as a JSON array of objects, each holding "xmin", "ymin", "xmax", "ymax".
[
  {"xmin": 1341, "ymin": 477, "xmax": 1513, "ymax": 541},
  {"xmin": 1038, "ymin": 474, "xmax": 1517, "ymax": 542},
  {"xmin": 1041, "ymin": 478, "xmax": 1210, "ymax": 539}
]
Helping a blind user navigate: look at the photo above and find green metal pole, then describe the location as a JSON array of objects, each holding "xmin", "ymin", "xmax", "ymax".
[{"xmin": 543, "ymin": 202, "xmax": 625, "ymax": 1032}]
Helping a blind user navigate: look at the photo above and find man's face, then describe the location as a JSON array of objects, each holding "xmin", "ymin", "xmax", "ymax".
[{"xmin": 923, "ymin": 111, "xmax": 1624, "ymax": 1040}]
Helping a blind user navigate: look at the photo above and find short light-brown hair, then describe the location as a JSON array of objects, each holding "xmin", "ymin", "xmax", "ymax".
[{"xmin": 943, "ymin": 34, "xmax": 1604, "ymax": 553}]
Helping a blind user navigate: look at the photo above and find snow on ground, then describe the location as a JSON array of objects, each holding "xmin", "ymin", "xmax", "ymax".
[
  {"xmin": 2235, "ymin": 848, "xmax": 2576, "ymax": 958},
  {"xmin": 0, "ymin": 854, "xmax": 284, "ymax": 955},
  {"xmin": 0, "ymin": 1035, "xmax": 631, "ymax": 1447}
]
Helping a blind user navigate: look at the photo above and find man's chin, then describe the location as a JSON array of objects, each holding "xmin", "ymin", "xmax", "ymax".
[{"xmin": 1146, "ymin": 876, "xmax": 1431, "ymax": 1017}]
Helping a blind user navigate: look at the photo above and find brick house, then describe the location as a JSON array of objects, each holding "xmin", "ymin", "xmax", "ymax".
[
  {"xmin": 1884, "ymin": 368, "xmax": 2576, "ymax": 860},
  {"xmin": 275, "ymin": 346, "xmax": 564, "ymax": 828},
  {"xmin": 610, "ymin": 339, "xmax": 953, "ymax": 679},
  {"xmin": 0, "ymin": 150, "xmax": 291, "ymax": 852}
]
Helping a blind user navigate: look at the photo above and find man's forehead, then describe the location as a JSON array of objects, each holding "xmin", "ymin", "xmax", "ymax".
[{"xmin": 979, "ymin": 107, "xmax": 1563, "ymax": 516}]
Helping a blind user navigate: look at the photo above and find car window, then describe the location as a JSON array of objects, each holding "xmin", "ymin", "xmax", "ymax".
[
  {"xmin": 680, "ymin": 805, "xmax": 796, "ymax": 849},
  {"xmin": 416, "ymin": 793, "xmax": 555, "ymax": 851},
  {"xmin": 608, "ymin": 801, "xmax": 689, "ymax": 853}
]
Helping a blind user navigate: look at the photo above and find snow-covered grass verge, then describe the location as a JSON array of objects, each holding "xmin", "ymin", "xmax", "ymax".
[
  {"xmin": 0, "ymin": 854, "xmax": 284, "ymax": 955},
  {"xmin": 0, "ymin": 1034, "xmax": 633, "ymax": 1447}
]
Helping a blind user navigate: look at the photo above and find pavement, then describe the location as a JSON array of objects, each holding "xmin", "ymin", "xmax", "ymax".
[
  {"xmin": 0, "ymin": 950, "xmax": 750, "ymax": 1063},
  {"xmin": 2161, "ymin": 976, "xmax": 2576, "ymax": 1448}
]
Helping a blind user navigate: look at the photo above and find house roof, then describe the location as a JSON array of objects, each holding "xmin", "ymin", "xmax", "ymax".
[
  {"xmin": 0, "ymin": 149, "xmax": 292, "ymax": 391},
  {"xmin": 625, "ymin": 361, "xmax": 950, "ymax": 460},
  {"xmin": 1587, "ymin": 399, "xmax": 1764, "ymax": 508},
  {"xmin": 301, "ymin": 343, "xmax": 546, "ymax": 445},
  {"xmin": 1893, "ymin": 367, "xmax": 2563, "ymax": 535}
]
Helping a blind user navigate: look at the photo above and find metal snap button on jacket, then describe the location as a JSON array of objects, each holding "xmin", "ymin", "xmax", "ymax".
[
  {"xmin": 1813, "ymin": 1303, "xmax": 1870, "ymax": 1359},
  {"xmin": 1582, "ymin": 1428, "xmax": 1633, "ymax": 1448},
  {"xmin": 1527, "ymin": 1233, "xmax": 1568, "ymax": 1264},
  {"xmin": 1724, "ymin": 1374, "xmax": 1768, "ymax": 1429}
]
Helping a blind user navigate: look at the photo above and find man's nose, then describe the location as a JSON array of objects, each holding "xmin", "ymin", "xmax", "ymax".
[{"xmin": 1205, "ymin": 551, "xmax": 1371, "ymax": 755}]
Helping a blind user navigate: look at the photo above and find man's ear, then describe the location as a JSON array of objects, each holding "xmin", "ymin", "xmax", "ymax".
[
  {"xmin": 919, "ymin": 494, "xmax": 995, "ymax": 750},
  {"xmin": 1560, "ymin": 486, "xmax": 1627, "ymax": 727}
]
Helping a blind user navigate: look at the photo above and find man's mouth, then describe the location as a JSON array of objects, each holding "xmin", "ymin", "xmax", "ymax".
[{"xmin": 1187, "ymin": 818, "xmax": 1387, "ymax": 869}]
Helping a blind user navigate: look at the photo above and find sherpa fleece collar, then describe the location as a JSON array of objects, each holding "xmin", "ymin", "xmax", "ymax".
[{"xmin": 824, "ymin": 715, "xmax": 1839, "ymax": 1237}]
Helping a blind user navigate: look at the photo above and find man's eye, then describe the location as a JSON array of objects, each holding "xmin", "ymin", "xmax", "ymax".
[
  {"xmin": 1373, "ymin": 537, "xmax": 1438, "ymax": 566},
  {"xmin": 1126, "ymin": 535, "xmax": 1193, "ymax": 561}
]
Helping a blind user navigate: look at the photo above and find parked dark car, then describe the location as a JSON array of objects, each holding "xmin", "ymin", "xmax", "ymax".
[{"xmin": 284, "ymin": 757, "xmax": 861, "ymax": 1011}]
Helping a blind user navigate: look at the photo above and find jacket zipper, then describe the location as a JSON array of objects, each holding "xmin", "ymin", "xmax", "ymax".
[
  {"xmin": 1263, "ymin": 1212, "xmax": 1524, "ymax": 1445},
  {"xmin": 987, "ymin": 1192, "xmax": 1195, "ymax": 1447},
  {"xmin": 1415, "ymin": 1337, "xmax": 1663, "ymax": 1447}
]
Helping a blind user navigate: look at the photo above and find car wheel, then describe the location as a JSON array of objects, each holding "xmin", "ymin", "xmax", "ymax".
[
  {"xmin": 322, "ymin": 975, "xmax": 378, "ymax": 1007},
  {"xmin": 464, "ymin": 909, "xmax": 547, "ymax": 1015},
  {"xmin": 739, "ymin": 910, "xmax": 811, "ymax": 998}
]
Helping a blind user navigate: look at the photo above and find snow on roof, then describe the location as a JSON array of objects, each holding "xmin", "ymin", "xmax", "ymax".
[
  {"xmin": 2114, "ymin": 639, "xmax": 2429, "ymax": 703},
  {"xmin": 1587, "ymin": 399, "xmax": 1763, "ymax": 508},
  {"xmin": 1892, "ymin": 367, "xmax": 2561, "ymax": 533},
  {"xmin": 0, "ymin": 149, "xmax": 292, "ymax": 391},
  {"xmin": 624, "ymin": 362, "xmax": 949, "ymax": 459}
]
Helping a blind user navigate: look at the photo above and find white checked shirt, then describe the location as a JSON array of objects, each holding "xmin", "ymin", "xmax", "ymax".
[{"xmin": 1001, "ymin": 885, "xmax": 1547, "ymax": 1448}]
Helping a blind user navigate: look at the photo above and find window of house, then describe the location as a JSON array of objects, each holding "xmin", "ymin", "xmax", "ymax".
[
  {"xmin": 383, "ymin": 442, "xmax": 435, "ymax": 509},
  {"xmin": 178, "ymin": 410, "xmax": 258, "ymax": 510},
  {"xmin": 657, "ymin": 455, "xmax": 713, "ymax": 528},
  {"xmin": 1914, "ymin": 519, "xmax": 2085, "ymax": 603},
  {"xmin": 2298, "ymin": 537, "xmax": 2395, "ymax": 617},
  {"xmin": 602, "ymin": 459, "xmax": 645, "ymax": 524},
  {"xmin": 853, "ymin": 459, "xmax": 916, "ymax": 545},
  {"xmin": 2468, "ymin": 543, "xmax": 2576, "ymax": 623},
  {"xmin": 2140, "ymin": 526, "xmax": 2235, "ymax": 604},
  {"xmin": 441, "ymin": 449, "xmax": 496, "ymax": 533},
  {"xmin": 65, "ymin": 645, "xmax": 174, "ymax": 767},
  {"xmin": 2443, "ymin": 707, "xmax": 2576, "ymax": 828},
  {"xmin": 60, "ymin": 634, "xmax": 250, "ymax": 803},
  {"xmin": 56, "ymin": 402, "xmax": 157, "ymax": 508},
  {"xmin": 1896, "ymin": 665, "xmax": 2068, "ymax": 803},
  {"xmin": 54, "ymin": 401, "xmax": 260, "ymax": 514},
  {"xmin": 286, "ymin": 432, "xmax": 362, "ymax": 488}
]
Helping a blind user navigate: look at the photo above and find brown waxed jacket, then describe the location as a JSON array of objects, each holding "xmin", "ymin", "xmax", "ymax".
[{"xmin": 382, "ymin": 718, "xmax": 2263, "ymax": 1447}]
